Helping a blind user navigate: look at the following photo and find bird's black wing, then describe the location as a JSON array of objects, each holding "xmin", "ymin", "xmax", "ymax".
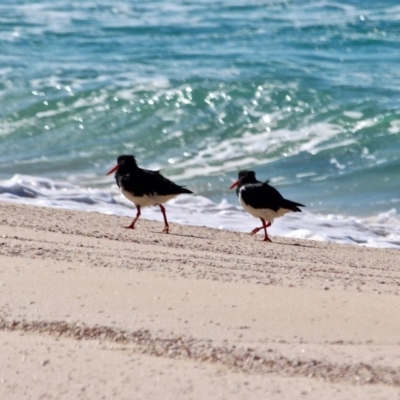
[
  {"xmin": 120, "ymin": 168, "xmax": 192, "ymax": 196},
  {"xmin": 241, "ymin": 182, "xmax": 304, "ymax": 212}
]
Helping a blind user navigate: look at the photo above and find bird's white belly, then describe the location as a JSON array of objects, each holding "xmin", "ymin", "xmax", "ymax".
[
  {"xmin": 122, "ymin": 188, "xmax": 177, "ymax": 207},
  {"xmin": 239, "ymin": 195, "xmax": 291, "ymax": 222}
]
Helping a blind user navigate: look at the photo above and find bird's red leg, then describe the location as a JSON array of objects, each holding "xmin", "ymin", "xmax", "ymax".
[
  {"xmin": 125, "ymin": 206, "xmax": 141, "ymax": 229},
  {"xmin": 250, "ymin": 218, "xmax": 270, "ymax": 236},
  {"xmin": 250, "ymin": 225, "xmax": 264, "ymax": 235},
  {"xmin": 159, "ymin": 204, "xmax": 170, "ymax": 233},
  {"xmin": 261, "ymin": 219, "xmax": 272, "ymax": 242}
]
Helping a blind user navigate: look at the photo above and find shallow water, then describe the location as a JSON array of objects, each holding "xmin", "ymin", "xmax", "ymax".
[{"xmin": 1, "ymin": 1, "xmax": 400, "ymax": 248}]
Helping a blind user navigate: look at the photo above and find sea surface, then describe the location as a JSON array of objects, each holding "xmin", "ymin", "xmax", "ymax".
[{"xmin": 1, "ymin": 0, "xmax": 400, "ymax": 248}]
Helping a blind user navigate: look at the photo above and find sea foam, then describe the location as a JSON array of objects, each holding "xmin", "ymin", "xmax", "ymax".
[{"xmin": 1, "ymin": 174, "xmax": 399, "ymax": 249}]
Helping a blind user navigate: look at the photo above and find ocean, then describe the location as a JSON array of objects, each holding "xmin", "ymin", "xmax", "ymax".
[{"xmin": 1, "ymin": 0, "xmax": 400, "ymax": 248}]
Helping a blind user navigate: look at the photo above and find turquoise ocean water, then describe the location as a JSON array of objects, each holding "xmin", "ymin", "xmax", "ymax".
[{"xmin": 1, "ymin": 1, "xmax": 400, "ymax": 247}]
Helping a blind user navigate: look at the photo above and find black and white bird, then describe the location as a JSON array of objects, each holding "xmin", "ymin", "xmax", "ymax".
[
  {"xmin": 230, "ymin": 170, "xmax": 305, "ymax": 242},
  {"xmin": 106, "ymin": 154, "xmax": 192, "ymax": 233}
]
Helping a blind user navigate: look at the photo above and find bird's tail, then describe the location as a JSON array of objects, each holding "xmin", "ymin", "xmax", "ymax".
[{"xmin": 282, "ymin": 199, "xmax": 305, "ymax": 212}]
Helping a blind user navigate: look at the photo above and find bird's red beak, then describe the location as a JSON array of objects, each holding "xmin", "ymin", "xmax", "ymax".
[
  {"xmin": 106, "ymin": 164, "xmax": 118, "ymax": 176},
  {"xmin": 229, "ymin": 180, "xmax": 239, "ymax": 189}
]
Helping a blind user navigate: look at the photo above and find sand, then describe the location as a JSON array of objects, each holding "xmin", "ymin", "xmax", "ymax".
[{"xmin": 0, "ymin": 200, "xmax": 400, "ymax": 399}]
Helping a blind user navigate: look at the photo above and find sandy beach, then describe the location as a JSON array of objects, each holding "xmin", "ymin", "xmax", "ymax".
[{"xmin": 0, "ymin": 200, "xmax": 400, "ymax": 399}]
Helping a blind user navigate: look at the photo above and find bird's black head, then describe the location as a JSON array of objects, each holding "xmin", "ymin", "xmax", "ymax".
[
  {"xmin": 237, "ymin": 170, "xmax": 258, "ymax": 184},
  {"xmin": 106, "ymin": 154, "xmax": 138, "ymax": 176},
  {"xmin": 117, "ymin": 155, "xmax": 138, "ymax": 168},
  {"xmin": 229, "ymin": 170, "xmax": 259, "ymax": 191}
]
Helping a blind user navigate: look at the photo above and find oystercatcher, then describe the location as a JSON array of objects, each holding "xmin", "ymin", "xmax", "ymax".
[
  {"xmin": 106, "ymin": 155, "xmax": 192, "ymax": 233},
  {"xmin": 230, "ymin": 170, "xmax": 305, "ymax": 242}
]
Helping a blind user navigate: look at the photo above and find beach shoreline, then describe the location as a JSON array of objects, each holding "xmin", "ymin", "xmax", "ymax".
[{"xmin": 1, "ymin": 201, "xmax": 400, "ymax": 399}]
